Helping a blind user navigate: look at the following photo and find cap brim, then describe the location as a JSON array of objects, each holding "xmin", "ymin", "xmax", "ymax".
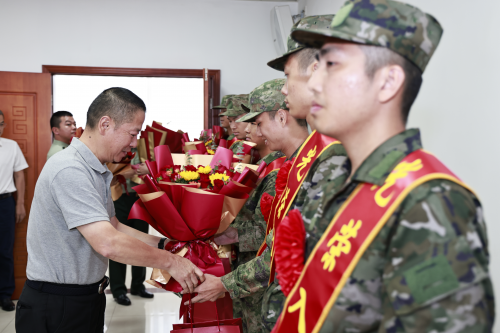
[
  {"xmin": 267, "ymin": 47, "xmax": 304, "ymax": 71},
  {"xmin": 241, "ymin": 104, "xmax": 250, "ymax": 112},
  {"xmin": 213, "ymin": 105, "xmax": 226, "ymax": 109},
  {"xmin": 219, "ymin": 111, "xmax": 229, "ymax": 116},
  {"xmin": 291, "ymin": 27, "xmax": 369, "ymax": 49},
  {"xmin": 236, "ymin": 111, "xmax": 263, "ymax": 123}
]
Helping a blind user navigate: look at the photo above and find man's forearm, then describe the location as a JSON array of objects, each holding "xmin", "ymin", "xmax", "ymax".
[
  {"xmin": 14, "ymin": 171, "xmax": 25, "ymax": 205},
  {"xmin": 115, "ymin": 219, "xmax": 162, "ymax": 248}
]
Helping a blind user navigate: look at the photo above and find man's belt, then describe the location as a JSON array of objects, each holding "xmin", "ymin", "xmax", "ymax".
[
  {"xmin": 0, "ymin": 192, "xmax": 12, "ymax": 200},
  {"xmin": 26, "ymin": 276, "xmax": 109, "ymax": 296}
]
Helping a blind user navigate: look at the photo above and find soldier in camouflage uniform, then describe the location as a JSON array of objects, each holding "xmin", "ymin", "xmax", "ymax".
[
  {"xmin": 271, "ymin": 1, "xmax": 495, "ymax": 331},
  {"xmin": 220, "ymin": 94, "xmax": 249, "ymax": 158},
  {"xmin": 259, "ymin": 15, "xmax": 353, "ymax": 331},
  {"xmin": 189, "ymin": 79, "xmax": 309, "ymax": 333},
  {"xmin": 213, "ymin": 94, "xmax": 235, "ymax": 139}
]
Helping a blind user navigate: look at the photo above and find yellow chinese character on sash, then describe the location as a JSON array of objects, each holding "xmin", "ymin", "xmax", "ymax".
[
  {"xmin": 288, "ymin": 287, "xmax": 307, "ymax": 333},
  {"xmin": 297, "ymin": 146, "xmax": 317, "ymax": 181},
  {"xmin": 373, "ymin": 159, "xmax": 423, "ymax": 207},
  {"xmin": 321, "ymin": 219, "xmax": 362, "ymax": 272},
  {"xmin": 277, "ymin": 187, "xmax": 290, "ymax": 219}
]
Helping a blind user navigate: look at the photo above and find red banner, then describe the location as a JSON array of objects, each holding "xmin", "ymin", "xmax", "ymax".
[
  {"xmin": 257, "ymin": 131, "xmax": 340, "ymax": 284},
  {"xmin": 272, "ymin": 149, "xmax": 476, "ymax": 333}
]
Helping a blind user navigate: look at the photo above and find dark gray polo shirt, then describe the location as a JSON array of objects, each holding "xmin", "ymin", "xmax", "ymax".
[{"xmin": 26, "ymin": 138, "xmax": 115, "ymax": 284}]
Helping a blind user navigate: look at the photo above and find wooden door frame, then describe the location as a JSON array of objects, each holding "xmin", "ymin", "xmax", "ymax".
[{"xmin": 42, "ymin": 65, "xmax": 221, "ymax": 129}]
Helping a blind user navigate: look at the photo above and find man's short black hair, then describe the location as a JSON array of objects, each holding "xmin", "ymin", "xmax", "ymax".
[
  {"xmin": 0, "ymin": 110, "xmax": 4, "ymax": 117},
  {"xmin": 50, "ymin": 111, "xmax": 73, "ymax": 129},
  {"xmin": 86, "ymin": 87, "xmax": 146, "ymax": 129}
]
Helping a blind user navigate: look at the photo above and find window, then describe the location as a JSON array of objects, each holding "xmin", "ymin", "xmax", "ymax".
[{"xmin": 53, "ymin": 75, "xmax": 204, "ymax": 136}]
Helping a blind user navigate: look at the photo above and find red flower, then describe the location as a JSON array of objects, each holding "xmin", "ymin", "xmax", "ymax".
[
  {"xmin": 185, "ymin": 165, "xmax": 197, "ymax": 172},
  {"xmin": 213, "ymin": 179, "xmax": 225, "ymax": 192},
  {"xmin": 174, "ymin": 165, "xmax": 181, "ymax": 173},
  {"xmin": 275, "ymin": 159, "xmax": 294, "ymax": 198},
  {"xmin": 199, "ymin": 174, "xmax": 211, "ymax": 189},
  {"xmin": 275, "ymin": 209, "xmax": 305, "ymax": 296},
  {"xmin": 260, "ymin": 193, "xmax": 274, "ymax": 223},
  {"xmin": 215, "ymin": 164, "xmax": 228, "ymax": 174}
]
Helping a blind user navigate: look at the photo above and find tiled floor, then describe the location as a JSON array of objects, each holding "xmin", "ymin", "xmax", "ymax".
[{"xmin": 0, "ymin": 291, "xmax": 183, "ymax": 333}]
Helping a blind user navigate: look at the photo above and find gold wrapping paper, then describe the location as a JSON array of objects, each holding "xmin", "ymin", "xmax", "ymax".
[
  {"xmin": 232, "ymin": 163, "xmax": 259, "ymax": 172},
  {"xmin": 137, "ymin": 138, "xmax": 148, "ymax": 163},
  {"xmin": 183, "ymin": 141, "xmax": 203, "ymax": 153},
  {"xmin": 188, "ymin": 154, "xmax": 213, "ymax": 166},
  {"xmin": 107, "ymin": 163, "xmax": 136, "ymax": 201},
  {"xmin": 172, "ymin": 153, "xmax": 187, "ymax": 166},
  {"xmin": 148, "ymin": 132, "xmax": 155, "ymax": 161},
  {"xmin": 146, "ymin": 246, "xmax": 189, "ymax": 288}
]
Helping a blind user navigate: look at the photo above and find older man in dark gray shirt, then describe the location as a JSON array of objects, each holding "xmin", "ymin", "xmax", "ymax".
[{"xmin": 16, "ymin": 88, "xmax": 204, "ymax": 333}]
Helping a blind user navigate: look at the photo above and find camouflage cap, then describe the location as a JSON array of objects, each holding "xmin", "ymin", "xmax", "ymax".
[
  {"xmin": 222, "ymin": 94, "xmax": 249, "ymax": 117},
  {"xmin": 237, "ymin": 79, "xmax": 287, "ymax": 123},
  {"xmin": 213, "ymin": 94, "xmax": 235, "ymax": 113},
  {"xmin": 291, "ymin": 0, "xmax": 443, "ymax": 72},
  {"xmin": 267, "ymin": 15, "xmax": 334, "ymax": 72}
]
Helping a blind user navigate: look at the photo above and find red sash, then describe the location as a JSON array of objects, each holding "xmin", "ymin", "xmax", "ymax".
[
  {"xmin": 228, "ymin": 138, "xmax": 240, "ymax": 149},
  {"xmin": 257, "ymin": 131, "xmax": 340, "ymax": 284},
  {"xmin": 259, "ymin": 156, "xmax": 286, "ymax": 179},
  {"xmin": 272, "ymin": 149, "xmax": 476, "ymax": 333}
]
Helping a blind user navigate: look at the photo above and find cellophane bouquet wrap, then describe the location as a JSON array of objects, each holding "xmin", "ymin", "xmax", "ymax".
[{"xmin": 128, "ymin": 145, "xmax": 259, "ymax": 293}]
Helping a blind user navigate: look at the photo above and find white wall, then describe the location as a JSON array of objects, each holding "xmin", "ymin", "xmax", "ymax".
[
  {"xmin": 304, "ymin": 0, "xmax": 500, "ymax": 330},
  {"xmin": 0, "ymin": 0, "xmax": 297, "ymax": 97}
]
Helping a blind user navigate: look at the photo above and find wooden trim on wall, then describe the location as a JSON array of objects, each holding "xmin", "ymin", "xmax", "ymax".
[
  {"xmin": 42, "ymin": 65, "xmax": 203, "ymax": 78},
  {"xmin": 42, "ymin": 65, "xmax": 221, "ymax": 129}
]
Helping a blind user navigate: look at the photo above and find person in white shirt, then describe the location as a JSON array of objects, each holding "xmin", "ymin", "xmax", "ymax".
[{"xmin": 0, "ymin": 109, "xmax": 28, "ymax": 311}]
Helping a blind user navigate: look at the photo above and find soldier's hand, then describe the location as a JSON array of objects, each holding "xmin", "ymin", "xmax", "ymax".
[
  {"xmin": 185, "ymin": 274, "xmax": 226, "ymax": 304},
  {"xmin": 214, "ymin": 227, "xmax": 239, "ymax": 245},
  {"xmin": 166, "ymin": 254, "xmax": 205, "ymax": 294}
]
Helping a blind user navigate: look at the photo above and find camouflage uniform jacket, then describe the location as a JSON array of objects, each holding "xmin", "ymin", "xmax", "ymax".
[
  {"xmin": 302, "ymin": 129, "xmax": 494, "ymax": 333},
  {"xmin": 261, "ymin": 142, "xmax": 348, "ymax": 331},
  {"xmin": 231, "ymin": 140, "xmax": 245, "ymax": 157},
  {"xmin": 221, "ymin": 142, "xmax": 348, "ymax": 301},
  {"xmin": 227, "ymin": 134, "xmax": 235, "ymax": 141},
  {"xmin": 230, "ymin": 151, "xmax": 285, "ymax": 268}
]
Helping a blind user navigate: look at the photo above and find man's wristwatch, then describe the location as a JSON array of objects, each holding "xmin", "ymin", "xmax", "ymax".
[{"xmin": 158, "ymin": 237, "xmax": 167, "ymax": 250}]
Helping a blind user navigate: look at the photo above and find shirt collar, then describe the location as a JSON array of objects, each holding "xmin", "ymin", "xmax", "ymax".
[
  {"xmin": 52, "ymin": 139, "xmax": 70, "ymax": 148},
  {"xmin": 351, "ymin": 128, "xmax": 423, "ymax": 186},
  {"xmin": 258, "ymin": 151, "xmax": 285, "ymax": 165},
  {"xmin": 70, "ymin": 138, "xmax": 108, "ymax": 174}
]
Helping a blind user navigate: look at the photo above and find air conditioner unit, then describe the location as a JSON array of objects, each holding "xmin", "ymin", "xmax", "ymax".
[{"xmin": 271, "ymin": 6, "xmax": 294, "ymax": 57}]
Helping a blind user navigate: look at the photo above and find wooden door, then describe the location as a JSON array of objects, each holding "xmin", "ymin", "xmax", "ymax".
[{"xmin": 0, "ymin": 71, "xmax": 52, "ymax": 299}]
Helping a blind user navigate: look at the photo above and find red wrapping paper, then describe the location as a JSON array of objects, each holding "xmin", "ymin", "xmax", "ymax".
[{"xmin": 152, "ymin": 121, "xmax": 183, "ymax": 153}]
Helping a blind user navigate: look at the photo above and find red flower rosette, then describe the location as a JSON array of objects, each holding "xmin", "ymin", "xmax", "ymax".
[
  {"xmin": 260, "ymin": 192, "xmax": 274, "ymax": 223},
  {"xmin": 275, "ymin": 159, "xmax": 294, "ymax": 198},
  {"xmin": 274, "ymin": 209, "xmax": 306, "ymax": 296}
]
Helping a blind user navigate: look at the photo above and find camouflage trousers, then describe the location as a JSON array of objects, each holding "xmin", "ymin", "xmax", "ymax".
[
  {"xmin": 231, "ymin": 251, "xmax": 264, "ymax": 333},
  {"xmin": 261, "ymin": 280, "xmax": 286, "ymax": 333}
]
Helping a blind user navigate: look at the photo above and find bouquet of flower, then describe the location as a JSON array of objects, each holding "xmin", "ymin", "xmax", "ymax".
[{"xmin": 129, "ymin": 145, "xmax": 257, "ymax": 294}]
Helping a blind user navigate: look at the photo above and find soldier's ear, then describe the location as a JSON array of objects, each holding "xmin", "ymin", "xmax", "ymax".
[
  {"xmin": 278, "ymin": 109, "xmax": 287, "ymax": 128},
  {"xmin": 378, "ymin": 64, "xmax": 405, "ymax": 105}
]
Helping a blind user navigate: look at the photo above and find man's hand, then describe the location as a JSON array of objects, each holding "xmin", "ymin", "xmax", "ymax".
[
  {"xmin": 185, "ymin": 274, "xmax": 227, "ymax": 304},
  {"xmin": 214, "ymin": 227, "xmax": 239, "ymax": 245},
  {"xmin": 15, "ymin": 203, "xmax": 26, "ymax": 223},
  {"xmin": 167, "ymin": 254, "xmax": 205, "ymax": 294},
  {"xmin": 135, "ymin": 163, "xmax": 150, "ymax": 176}
]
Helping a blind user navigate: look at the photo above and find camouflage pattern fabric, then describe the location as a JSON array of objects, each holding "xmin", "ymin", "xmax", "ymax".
[
  {"xmin": 260, "ymin": 142, "xmax": 349, "ymax": 331},
  {"xmin": 284, "ymin": 129, "xmax": 495, "ymax": 332},
  {"xmin": 230, "ymin": 140, "xmax": 245, "ymax": 156},
  {"xmin": 291, "ymin": 0, "xmax": 443, "ymax": 72},
  {"xmin": 214, "ymin": 94, "xmax": 236, "ymax": 110},
  {"xmin": 237, "ymin": 79, "xmax": 287, "ymax": 123},
  {"xmin": 223, "ymin": 151, "xmax": 284, "ymax": 333},
  {"xmin": 226, "ymin": 134, "xmax": 235, "ymax": 141},
  {"xmin": 221, "ymin": 94, "xmax": 249, "ymax": 117},
  {"xmin": 267, "ymin": 15, "xmax": 334, "ymax": 71}
]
